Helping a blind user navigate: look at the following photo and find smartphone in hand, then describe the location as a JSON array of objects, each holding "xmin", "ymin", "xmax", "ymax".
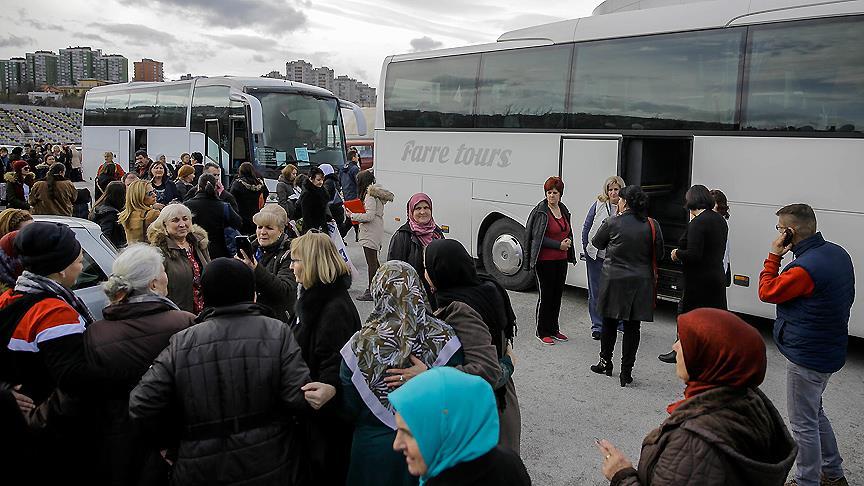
[{"xmin": 235, "ymin": 235, "xmax": 255, "ymax": 260}]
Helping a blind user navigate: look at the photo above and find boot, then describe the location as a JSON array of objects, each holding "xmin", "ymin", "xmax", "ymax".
[
  {"xmin": 620, "ymin": 368, "xmax": 633, "ymax": 387},
  {"xmin": 357, "ymin": 289, "xmax": 373, "ymax": 301},
  {"xmin": 590, "ymin": 357, "xmax": 613, "ymax": 376},
  {"xmin": 658, "ymin": 350, "xmax": 677, "ymax": 364}
]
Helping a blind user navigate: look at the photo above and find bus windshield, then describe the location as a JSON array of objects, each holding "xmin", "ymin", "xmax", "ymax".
[{"xmin": 254, "ymin": 91, "xmax": 346, "ymax": 170}]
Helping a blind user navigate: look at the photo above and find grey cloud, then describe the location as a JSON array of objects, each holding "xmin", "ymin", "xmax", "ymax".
[
  {"xmin": 89, "ymin": 22, "xmax": 177, "ymax": 46},
  {"xmin": 79, "ymin": 33, "xmax": 111, "ymax": 44},
  {"xmin": 118, "ymin": 0, "xmax": 307, "ymax": 35},
  {"xmin": 0, "ymin": 34, "xmax": 34, "ymax": 48},
  {"xmin": 24, "ymin": 19, "xmax": 68, "ymax": 32},
  {"xmin": 252, "ymin": 54, "xmax": 269, "ymax": 63},
  {"xmin": 209, "ymin": 33, "xmax": 279, "ymax": 52},
  {"xmin": 409, "ymin": 36, "xmax": 443, "ymax": 52}
]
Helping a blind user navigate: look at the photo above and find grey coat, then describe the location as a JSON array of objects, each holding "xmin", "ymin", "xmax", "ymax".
[
  {"xmin": 523, "ymin": 200, "xmax": 577, "ymax": 270},
  {"xmin": 591, "ymin": 211, "xmax": 664, "ymax": 322},
  {"xmin": 435, "ymin": 302, "xmax": 520, "ymax": 452}
]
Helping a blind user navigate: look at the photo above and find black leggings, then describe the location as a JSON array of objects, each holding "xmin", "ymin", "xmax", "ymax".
[
  {"xmin": 535, "ymin": 259, "xmax": 568, "ymax": 338},
  {"xmin": 363, "ymin": 246, "xmax": 379, "ymax": 289},
  {"xmin": 599, "ymin": 318, "xmax": 641, "ymax": 371}
]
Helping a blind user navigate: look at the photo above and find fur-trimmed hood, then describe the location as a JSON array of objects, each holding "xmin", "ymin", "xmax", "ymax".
[
  {"xmin": 237, "ymin": 178, "xmax": 264, "ymax": 192},
  {"xmin": 366, "ymin": 183, "xmax": 394, "ymax": 203},
  {"xmin": 148, "ymin": 223, "xmax": 209, "ymax": 255},
  {"xmin": 4, "ymin": 171, "xmax": 33, "ymax": 184}
]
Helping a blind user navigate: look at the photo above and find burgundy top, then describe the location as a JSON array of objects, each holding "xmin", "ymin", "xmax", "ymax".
[
  {"xmin": 538, "ymin": 213, "xmax": 570, "ymax": 261},
  {"xmin": 185, "ymin": 247, "xmax": 204, "ymax": 313}
]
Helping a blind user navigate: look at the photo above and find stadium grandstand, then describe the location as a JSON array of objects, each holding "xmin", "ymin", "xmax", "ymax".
[{"xmin": 0, "ymin": 104, "xmax": 82, "ymax": 146}]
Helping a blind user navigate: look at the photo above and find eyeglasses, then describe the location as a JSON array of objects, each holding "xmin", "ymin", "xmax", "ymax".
[{"xmin": 146, "ymin": 190, "xmax": 156, "ymax": 196}]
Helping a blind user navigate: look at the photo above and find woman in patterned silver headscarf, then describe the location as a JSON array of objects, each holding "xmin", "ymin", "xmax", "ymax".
[{"xmin": 340, "ymin": 260, "xmax": 462, "ymax": 486}]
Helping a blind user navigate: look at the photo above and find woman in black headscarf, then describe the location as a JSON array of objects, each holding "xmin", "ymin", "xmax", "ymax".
[{"xmin": 424, "ymin": 238, "xmax": 522, "ymax": 454}]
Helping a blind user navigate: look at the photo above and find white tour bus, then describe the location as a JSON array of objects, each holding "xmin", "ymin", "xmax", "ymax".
[
  {"xmin": 81, "ymin": 77, "xmax": 366, "ymax": 192},
  {"xmin": 375, "ymin": 0, "xmax": 864, "ymax": 337}
]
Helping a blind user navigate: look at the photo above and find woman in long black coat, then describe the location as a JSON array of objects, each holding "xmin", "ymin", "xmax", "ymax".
[
  {"xmin": 184, "ymin": 174, "xmax": 243, "ymax": 259},
  {"xmin": 590, "ymin": 185, "xmax": 663, "ymax": 387},
  {"xmin": 229, "ymin": 162, "xmax": 269, "ymax": 235},
  {"xmin": 672, "ymin": 184, "xmax": 728, "ymax": 312},
  {"xmin": 297, "ymin": 167, "xmax": 331, "ymax": 234},
  {"xmin": 289, "ymin": 232, "xmax": 361, "ymax": 485}
]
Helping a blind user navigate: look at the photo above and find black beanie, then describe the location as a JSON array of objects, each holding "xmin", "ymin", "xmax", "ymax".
[
  {"xmin": 14, "ymin": 222, "xmax": 82, "ymax": 276},
  {"xmin": 201, "ymin": 258, "xmax": 255, "ymax": 308}
]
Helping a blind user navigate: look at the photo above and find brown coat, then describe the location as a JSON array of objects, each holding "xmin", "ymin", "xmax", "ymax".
[
  {"xmin": 123, "ymin": 208, "xmax": 160, "ymax": 245},
  {"xmin": 149, "ymin": 225, "xmax": 211, "ymax": 313},
  {"xmin": 434, "ymin": 302, "xmax": 521, "ymax": 451},
  {"xmin": 28, "ymin": 179, "xmax": 77, "ymax": 216},
  {"xmin": 611, "ymin": 387, "xmax": 797, "ymax": 486}
]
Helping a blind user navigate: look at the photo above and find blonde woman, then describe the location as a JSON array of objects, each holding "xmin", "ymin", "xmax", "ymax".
[
  {"xmin": 582, "ymin": 175, "xmax": 625, "ymax": 340},
  {"xmin": 289, "ymin": 232, "xmax": 361, "ymax": 485},
  {"xmin": 119, "ymin": 180, "xmax": 160, "ymax": 245},
  {"xmin": 147, "ymin": 203, "xmax": 210, "ymax": 313}
]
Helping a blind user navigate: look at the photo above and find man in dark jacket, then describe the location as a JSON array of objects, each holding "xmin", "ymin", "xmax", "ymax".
[
  {"xmin": 759, "ymin": 203, "xmax": 854, "ymax": 486},
  {"xmin": 341, "ymin": 150, "xmax": 360, "ymax": 201},
  {"xmin": 129, "ymin": 258, "xmax": 332, "ymax": 485},
  {"xmin": 183, "ymin": 162, "xmax": 239, "ymax": 211},
  {"xmin": 184, "ymin": 173, "xmax": 243, "ymax": 259}
]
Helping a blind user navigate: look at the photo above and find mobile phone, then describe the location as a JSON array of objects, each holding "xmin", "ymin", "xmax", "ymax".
[
  {"xmin": 782, "ymin": 228, "xmax": 793, "ymax": 247},
  {"xmin": 235, "ymin": 235, "xmax": 254, "ymax": 259}
]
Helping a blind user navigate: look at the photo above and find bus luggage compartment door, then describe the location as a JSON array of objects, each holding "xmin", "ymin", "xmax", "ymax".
[{"xmin": 559, "ymin": 136, "xmax": 621, "ymax": 288}]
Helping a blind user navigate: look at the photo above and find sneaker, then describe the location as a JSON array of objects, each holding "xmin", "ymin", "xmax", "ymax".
[
  {"xmin": 552, "ymin": 332, "xmax": 569, "ymax": 342},
  {"xmin": 591, "ymin": 331, "xmax": 601, "ymax": 340},
  {"xmin": 822, "ymin": 476, "xmax": 849, "ymax": 486},
  {"xmin": 357, "ymin": 289, "xmax": 373, "ymax": 301},
  {"xmin": 536, "ymin": 335, "xmax": 555, "ymax": 346}
]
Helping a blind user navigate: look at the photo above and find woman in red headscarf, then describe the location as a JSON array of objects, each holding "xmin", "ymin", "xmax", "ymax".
[
  {"xmin": 387, "ymin": 192, "xmax": 444, "ymax": 300},
  {"xmin": 4, "ymin": 160, "xmax": 35, "ymax": 210},
  {"xmin": 596, "ymin": 308, "xmax": 797, "ymax": 486}
]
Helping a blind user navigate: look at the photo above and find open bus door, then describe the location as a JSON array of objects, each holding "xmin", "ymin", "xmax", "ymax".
[{"xmin": 118, "ymin": 129, "xmax": 132, "ymax": 172}]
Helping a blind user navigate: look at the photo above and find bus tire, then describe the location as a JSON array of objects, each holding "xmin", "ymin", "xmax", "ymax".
[{"xmin": 481, "ymin": 218, "xmax": 535, "ymax": 291}]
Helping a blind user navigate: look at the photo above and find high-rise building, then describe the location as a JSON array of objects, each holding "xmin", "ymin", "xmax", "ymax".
[
  {"xmin": 333, "ymin": 75, "xmax": 357, "ymax": 102},
  {"xmin": 313, "ymin": 66, "xmax": 334, "ymax": 91},
  {"xmin": 58, "ymin": 47, "xmax": 100, "ymax": 86},
  {"xmin": 262, "ymin": 71, "xmax": 284, "ymax": 79},
  {"xmin": 4, "ymin": 58, "xmax": 27, "ymax": 93},
  {"xmin": 99, "ymin": 55, "xmax": 129, "ymax": 83},
  {"xmin": 285, "ymin": 60, "xmax": 314, "ymax": 85},
  {"xmin": 25, "ymin": 51, "xmax": 58, "ymax": 86},
  {"xmin": 133, "ymin": 58, "xmax": 163, "ymax": 82},
  {"xmin": 356, "ymin": 82, "xmax": 377, "ymax": 107}
]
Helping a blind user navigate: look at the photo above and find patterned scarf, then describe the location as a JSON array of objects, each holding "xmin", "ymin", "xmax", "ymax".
[
  {"xmin": 15, "ymin": 270, "xmax": 95, "ymax": 325},
  {"xmin": 341, "ymin": 260, "xmax": 461, "ymax": 429}
]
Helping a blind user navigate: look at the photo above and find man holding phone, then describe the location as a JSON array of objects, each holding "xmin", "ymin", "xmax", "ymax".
[{"xmin": 758, "ymin": 203, "xmax": 854, "ymax": 486}]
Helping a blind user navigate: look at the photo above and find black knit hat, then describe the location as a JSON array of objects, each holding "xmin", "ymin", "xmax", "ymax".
[
  {"xmin": 201, "ymin": 258, "xmax": 255, "ymax": 307},
  {"xmin": 14, "ymin": 222, "xmax": 82, "ymax": 276}
]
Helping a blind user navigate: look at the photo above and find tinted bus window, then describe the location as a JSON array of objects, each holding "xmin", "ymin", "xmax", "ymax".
[
  {"xmin": 191, "ymin": 86, "xmax": 231, "ymax": 133},
  {"xmin": 104, "ymin": 92, "xmax": 129, "ymax": 126},
  {"xmin": 743, "ymin": 16, "xmax": 864, "ymax": 133},
  {"xmin": 156, "ymin": 85, "xmax": 190, "ymax": 127},
  {"xmin": 476, "ymin": 45, "xmax": 571, "ymax": 129},
  {"xmin": 83, "ymin": 94, "xmax": 105, "ymax": 126},
  {"xmin": 384, "ymin": 54, "xmax": 479, "ymax": 128},
  {"xmin": 128, "ymin": 89, "xmax": 158, "ymax": 126},
  {"xmin": 569, "ymin": 29, "xmax": 743, "ymax": 130}
]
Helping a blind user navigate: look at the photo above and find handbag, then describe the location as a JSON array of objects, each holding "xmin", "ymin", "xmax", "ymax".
[
  {"xmin": 223, "ymin": 203, "xmax": 241, "ymax": 256},
  {"xmin": 648, "ymin": 218, "xmax": 659, "ymax": 308}
]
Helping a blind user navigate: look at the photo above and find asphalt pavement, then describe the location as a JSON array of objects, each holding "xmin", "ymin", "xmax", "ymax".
[{"xmin": 342, "ymin": 235, "xmax": 864, "ymax": 486}]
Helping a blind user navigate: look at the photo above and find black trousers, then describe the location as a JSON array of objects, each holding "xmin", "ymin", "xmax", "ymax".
[
  {"xmin": 535, "ymin": 259, "xmax": 568, "ymax": 338},
  {"xmin": 599, "ymin": 318, "xmax": 641, "ymax": 371}
]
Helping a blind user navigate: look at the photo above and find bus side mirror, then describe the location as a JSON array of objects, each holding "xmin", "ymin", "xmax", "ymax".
[
  {"xmin": 230, "ymin": 91, "xmax": 264, "ymax": 135},
  {"xmin": 339, "ymin": 99, "xmax": 367, "ymax": 137}
]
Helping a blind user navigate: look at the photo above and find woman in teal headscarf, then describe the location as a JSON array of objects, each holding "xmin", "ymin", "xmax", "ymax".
[
  {"xmin": 390, "ymin": 367, "xmax": 532, "ymax": 486},
  {"xmin": 340, "ymin": 260, "xmax": 463, "ymax": 486}
]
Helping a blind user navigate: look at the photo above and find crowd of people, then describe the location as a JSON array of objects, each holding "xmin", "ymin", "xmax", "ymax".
[
  {"xmin": 0, "ymin": 147, "xmax": 855, "ymax": 486},
  {"xmin": 2, "ymin": 140, "xmax": 86, "ymax": 216}
]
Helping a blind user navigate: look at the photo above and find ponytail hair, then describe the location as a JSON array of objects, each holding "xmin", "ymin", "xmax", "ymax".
[
  {"xmin": 620, "ymin": 185, "xmax": 649, "ymax": 221},
  {"xmin": 198, "ymin": 173, "xmax": 218, "ymax": 197},
  {"xmin": 45, "ymin": 163, "xmax": 66, "ymax": 200}
]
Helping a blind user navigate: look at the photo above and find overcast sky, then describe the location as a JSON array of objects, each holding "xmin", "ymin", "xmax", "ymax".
[{"xmin": 0, "ymin": 0, "xmax": 601, "ymax": 86}]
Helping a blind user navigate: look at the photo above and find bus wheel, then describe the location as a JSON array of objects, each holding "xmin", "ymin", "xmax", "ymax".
[{"xmin": 481, "ymin": 219, "xmax": 535, "ymax": 291}]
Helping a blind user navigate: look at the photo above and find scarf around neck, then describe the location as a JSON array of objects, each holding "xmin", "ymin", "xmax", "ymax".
[
  {"xmin": 15, "ymin": 270, "xmax": 95, "ymax": 325},
  {"xmin": 407, "ymin": 193, "xmax": 440, "ymax": 247},
  {"xmin": 340, "ymin": 260, "xmax": 461, "ymax": 429}
]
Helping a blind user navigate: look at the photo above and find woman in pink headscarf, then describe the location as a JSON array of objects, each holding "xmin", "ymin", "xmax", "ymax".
[{"xmin": 387, "ymin": 193, "xmax": 444, "ymax": 299}]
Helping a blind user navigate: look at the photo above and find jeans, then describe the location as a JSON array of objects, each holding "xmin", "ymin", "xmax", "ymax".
[
  {"xmin": 586, "ymin": 256, "xmax": 604, "ymax": 332},
  {"xmin": 535, "ymin": 259, "xmax": 568, "ymax": 338},
  {"xmin": 787, "ymin": 361, "xmax": 844, "ymax": 485}
]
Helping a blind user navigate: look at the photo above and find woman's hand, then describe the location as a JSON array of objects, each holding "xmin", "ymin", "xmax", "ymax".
[
  {"xmin": 12, "ymin": 385, "xmax": 34, "ymax": 415},
  {"xmin": 560, "ymin": 238, "xmax": 572, "ymax": 251},
  {"xmin": 384, "ymin": 355, "xmax": 428, "ymax": 389},
  {"xmin": 152, "ymin": 203, "xmax": 165, "ymax": 210},
  {"xmin": 301, "ymin": 382, "xmax": 337, "ymax": 410},
  {"xmin": 670, "ymin": 249, "xmax": 679, "ymax": 262},
  {"xmin": 235, "ymin": 249, "xmax": 257, "ymax": 269},
  {"xmin": 506, "ymin": 343, "xmax": 516, "ymax": 367},
  {"xmin": 597, "ymin": 439, "xmax": 633, "ymax": 480}
]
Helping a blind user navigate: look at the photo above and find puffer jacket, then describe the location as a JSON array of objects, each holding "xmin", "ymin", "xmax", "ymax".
[
  {"xmin": 230, "ymin": 177, "xmax": 269, "ymax": 234},
  {"xmin": 128, "ymin": 303, "xmax": 313, "ymax": 486},
  {"xmin": 252, "ymin": 233, "xmax": 297, "ymax": 323},
  {"xmin": 350, "ymin": 183, "xmax": 394, "ymax": 251},
  {"xmin": 149, "ymin": 224, "xmax": 211, "ymax": 313},
  {"xmin": 89, "ymin": 204, "xmax": 126, "ymax": 248},
  {"xmin": 611, "ymin": 386, "xmax": 797, "ymax": 486},
  {"xmin": 523, "ymin": 199, "xmax": 577, "ymax": 270}
]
